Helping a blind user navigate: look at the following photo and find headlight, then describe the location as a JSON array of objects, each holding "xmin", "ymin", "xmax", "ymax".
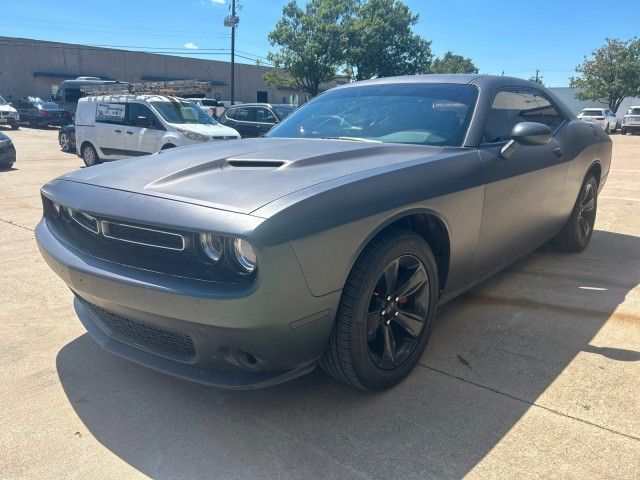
[
  {"xmin": 233, "ymin": 238, "xmax": 257, "ymax": 273},
  {"xmin": 198, "ymin": 233, "xmax": 224, "ymax": 262},
  {"xmin": 178, "ymin": 129, "xmax": 210, "ymax": 142},
  {"xmin": 51, "ymin": 202, "xmax": 62, "ymax": 216}
]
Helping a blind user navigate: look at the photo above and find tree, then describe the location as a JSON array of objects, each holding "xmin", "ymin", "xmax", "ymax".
[
  {"xmin": 346, "ymin": 0, "xmax": 432, "ymax": 80},
  {"xmin": 265, "ymin": 0, "xmax": 355, "ymax": 97},
  {"xmin": 528, "ymin": 71, "xmax": 544, "ymax": 86},
  {"xmin": 430, "ymin": 51, "xmax": 478, "ymax": 74},
  {"xmin": 571, "ymin": 37, "xmax": 640, "ymax": 113}
]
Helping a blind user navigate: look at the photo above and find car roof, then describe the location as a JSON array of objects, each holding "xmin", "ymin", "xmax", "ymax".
[
  {"xmin": 226, "ymin": 103, "xmax": 295, "ymax": 108},
  {"xmin": 334, "ymin": 74, "xmax": 543, "ymax": 90}
]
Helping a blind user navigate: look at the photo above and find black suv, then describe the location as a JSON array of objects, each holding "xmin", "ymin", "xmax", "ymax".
[
  {"xmin": 14, "ymin": 97, "xmax": 69, "ymax": 127},
  {"xmin": 219, "ymin": 103, "xmax": 296, "ymax": 138}
]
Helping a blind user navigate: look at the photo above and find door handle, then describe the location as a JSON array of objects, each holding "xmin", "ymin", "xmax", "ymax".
[
  {"xmin": 553, "ymin": 147, "xmax": 564, "ymax": 158},
  {"xmin": 126, "ymin": 131, "xmax": 134, "ymax": 135},
  {"xmin": 114, "ymin": 129, "xmax": 122, "ymax": 133}
]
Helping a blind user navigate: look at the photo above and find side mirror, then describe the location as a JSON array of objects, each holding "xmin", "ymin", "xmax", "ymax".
[
  {"xmin": 500, "ymin": 122, "xmax": 552, "ymax": 158},
  {"xmin": 135, "ymin": 116, "xmax": 149, "ymax": 128}
]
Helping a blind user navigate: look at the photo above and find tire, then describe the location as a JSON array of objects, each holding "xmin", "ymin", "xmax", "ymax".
[
  {"xmin": 552, "ymin": 174, "xmax": 598, "ymax": 252},
  {"xmin": 605, "ymin": 123, "xmax": 611, "ymax": 134},
  {"xmin": 82, "ymin": 143, "xmax": 100, "ymax": 167},
  {"xmin": 320, "ymin": 230, "xmax": 440, "ymax": 391},
  {"xmin": 621, "ymin": 127, "xmax": 627, "ymax": 135},
  {"xmin": 59, "ymin": 133, "xmax": 70, "ymax": 152},
  {"xmin": 10, "ymin": 122, "xmax": 19, "ymax": 130}
]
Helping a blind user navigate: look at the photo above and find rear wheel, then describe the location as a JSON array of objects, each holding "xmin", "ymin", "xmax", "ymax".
[
  {"xmin": 552, "ymin": 174, "xmax": 598, "ymax": 252},
  {"xmin": 320, "ymin": 230, "xmax": 439, "ymax": 391},
  {"xmin": 82, "ymin": 144, "xmax": 100, "ymax": 167}
]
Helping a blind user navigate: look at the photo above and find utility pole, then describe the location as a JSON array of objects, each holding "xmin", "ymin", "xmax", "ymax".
[
  {"xmin": 535, "ymin": 69, "xmax": 540, "ymax": 83},
  {"xmin": 224, "ymin": 0, "xmax": 239, "ymax": 104}
]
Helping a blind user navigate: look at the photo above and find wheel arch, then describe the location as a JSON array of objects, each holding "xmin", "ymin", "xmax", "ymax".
[
  {"xmin": 347, "ymin": 209, "xmax": 452, "ymax": 297},
  {"xmin": 586, "ymin": 160, "xmax": 602, "ymax": 187}
]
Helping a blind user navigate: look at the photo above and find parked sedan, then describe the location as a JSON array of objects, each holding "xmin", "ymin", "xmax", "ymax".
[
  {"xmin": 58, "ymin": 124, "xmax": 76, "ymax": 152},
  {"xmin": 577, "ymin": 107, "xmax": 617, "ymax": 133},
  {"xmin": 36, "ymin": 75, "xmax": 611, "ymax": 391},
  {"xmin": 219, "ymin": 103, "xmax": 296, "ymax": 137},
  {"xmin": 0, "ymin": 131, "xmax": 16, "ymax": 169},
  {"xmin": 14, "ymin": 97, "xmax": 67, "ymax": 127}
]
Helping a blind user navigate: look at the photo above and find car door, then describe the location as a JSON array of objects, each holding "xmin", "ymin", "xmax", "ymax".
[
  {"xmin": 229, "ymin": 106, "xmax": 258, "ymax": 137},
  {"xmin": 95, "ymin": 101, "xmax": 127, "ymax": 159},
  {"xmin": 124, "ymin": 102, "xmax": 163, "ymax": 155},
  {"xmin": 254, "ymin": 107, "xmax": 278, "ymax": 136},
  {"xmin": 473, "ymin": 88, "xmax": 570, "ymax": 275}
]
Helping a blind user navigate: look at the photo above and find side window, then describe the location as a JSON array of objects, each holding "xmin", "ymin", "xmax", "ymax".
[
  {"xmin": 483, "ymin": 90, "xmax": 564, "ymax": 143},
  {"xmin": 127, "ymin": 103, "xmax": 161, "ymax": 128},
  {"xmin": 96, "ymin": 102, "xmax": 126, "ymax": 125},
  {"xmin": 255, "ymin": 107, "xmax": 277, "ymax": 123},
  {"xmin": 228, "ymin": 107, "xmax": 255, "ymax": 122}
]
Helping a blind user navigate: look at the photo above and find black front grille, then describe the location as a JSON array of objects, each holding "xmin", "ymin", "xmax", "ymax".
[
  {"xmin": 90, "ymin": 304, "xmax": 195, "ymax": 360},
  {"xmin": 102, "ymin": 221, "xmax": 185, "ymax": 250}
]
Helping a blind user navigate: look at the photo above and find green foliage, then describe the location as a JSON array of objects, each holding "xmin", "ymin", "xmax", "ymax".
[
  {"xmin": 570, "ymin": 37, "xmax": 640, "ymax": 113},
  {"xmin": 345, "ymin": 0, "xmax": 432, "ymax": 80},
  {"xmin": 265, "ymin": 0, "xmax": 355, "ymax": 97},
  {"xmin": 430, "ymin": 51, "xmax": 478, "ymax": 74}
]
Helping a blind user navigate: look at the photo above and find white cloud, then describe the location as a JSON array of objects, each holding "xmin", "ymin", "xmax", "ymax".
[
  {"xmin": 210, "ymin": 0, "xmax": 225, "ymax": 4},
  {"xmin": 184, "ymin": 42, "xmax": 199, "ymax": 50}
]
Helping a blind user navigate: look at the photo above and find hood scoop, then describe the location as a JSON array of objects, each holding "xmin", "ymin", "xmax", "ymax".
[{"xmin": 224, "ymin": 159, "xmax": 287, "ymax": 169}]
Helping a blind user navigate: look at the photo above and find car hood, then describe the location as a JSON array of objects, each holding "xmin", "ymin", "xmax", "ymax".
[
  {"xmin": 0, "ymin": 105, "xmax": 17, "ymax": 113},
  {"xmin": 58, "ymin": 138, "xmax": 443, "ymax": 214},
  {"xmin": 167, "ymin": 122, "xmax": 239, "ymax": 137}
]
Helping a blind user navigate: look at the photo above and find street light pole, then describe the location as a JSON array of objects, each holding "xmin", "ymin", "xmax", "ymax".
[{"xmin": 224, "ymin": 0, "xmax": 239, "ymax": 105}]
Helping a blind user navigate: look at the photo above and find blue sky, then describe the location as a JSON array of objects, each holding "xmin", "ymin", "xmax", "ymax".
[{"xmin": 2, "ymin": 0, "xmax": 639, "ymax": 86}]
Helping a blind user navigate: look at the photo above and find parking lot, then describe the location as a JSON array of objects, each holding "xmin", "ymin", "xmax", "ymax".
[{"xmin": 1, "ymin": 127, "xmax": 639, "ymax": 479}]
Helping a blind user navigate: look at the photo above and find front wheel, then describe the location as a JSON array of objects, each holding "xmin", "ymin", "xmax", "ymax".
[
  {"xmin": 552, "ymin": 174, "xmax": 598, "ymax": 252},
  {"xmin": 82, "ymin": 144, "xmax": 100, "ymax": 167},
  {"xmin": 605, "ymin": 123, "xmax": 611, "ymax": 134},
  {"xmin": 59, "ymin": 133, "xmax": 71, "ymax": 152},
  {"xmin": 10, "ymin": 122, "xmax": 19, "ymax": 130},
  {"xmin": 320, "ymin": 230, "xmax": 439, "ymax": 391}
]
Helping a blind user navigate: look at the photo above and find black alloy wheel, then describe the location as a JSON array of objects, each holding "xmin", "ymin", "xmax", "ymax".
[
  {"xmin": 553, "ymin": 174, "xmax": 598, "ymax": 252},
  {"xmin": 366, "ymin": 255, "xmax": 430, "ymax": 369},
  {"xmin": 320, "ymin": 229, "xmax": 439, "ymax": 391}
]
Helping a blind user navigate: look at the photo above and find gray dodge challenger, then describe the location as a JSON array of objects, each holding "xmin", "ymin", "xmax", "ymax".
[{"xmin": 36, "ymin": 75, "xmax": 611, "ymax": 391}]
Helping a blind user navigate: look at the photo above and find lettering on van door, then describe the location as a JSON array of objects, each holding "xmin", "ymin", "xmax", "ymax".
[{"xmin": 96, "ymin": 103, "xmax": 126, "ymax": 123}]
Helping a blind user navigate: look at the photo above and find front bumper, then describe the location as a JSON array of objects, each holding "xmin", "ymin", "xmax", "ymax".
[{"xmin": 35, "ymin": 200, "xmax": 339, "ymax": 389}]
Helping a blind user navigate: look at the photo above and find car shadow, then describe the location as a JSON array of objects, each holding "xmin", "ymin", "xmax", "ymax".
[
  {"xmin": 56, "ymin": 230, "xmax": 640, "ymax": 479},
  {"xmin": 0, "ymin": 167, "xmax": 17, "ymax": 172}
]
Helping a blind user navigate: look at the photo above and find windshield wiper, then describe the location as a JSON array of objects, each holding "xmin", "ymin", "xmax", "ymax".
[{"xmin": 322, "ymin": 136, "xmax": 382, "ymax": 143}]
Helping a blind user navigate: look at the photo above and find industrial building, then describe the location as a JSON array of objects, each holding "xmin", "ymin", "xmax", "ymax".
[{"xmin": 0, "ymin": 36, "xmax": 334, "ymax": 105}]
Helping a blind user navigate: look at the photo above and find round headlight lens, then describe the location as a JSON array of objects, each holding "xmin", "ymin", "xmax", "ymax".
[
  {"xmin": 233, "ymin": 238, "xmax": 257, "ymax": 273},
  {"xmin": 199, "ymin": 233, "xmax": 224, "ymax": 262}
]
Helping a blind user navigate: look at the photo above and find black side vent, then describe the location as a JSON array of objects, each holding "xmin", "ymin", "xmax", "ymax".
[{"xmin": 225, "ymin": 160, "xmax": 286, "ymax": 169}]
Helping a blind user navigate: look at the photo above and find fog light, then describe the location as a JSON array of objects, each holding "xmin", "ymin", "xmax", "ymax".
[
  {"xmin": 233, "ymin": 238, "xmax": 257, "ymax": 273},
  {"xmin": 199, "ymin": 233, "xmax": 224, "ymax": 262}
]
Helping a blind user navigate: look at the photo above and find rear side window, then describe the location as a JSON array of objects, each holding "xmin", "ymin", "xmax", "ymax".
[
  {"xmin": 483, "ymin": 90, "xmax": 565, "ymax": 143},
  {"xmin": 227, "ymin": 107, "xmax": 256, "ymax": 122},
  {"xmin": 96, "ymin": 102, "xmax": 126, "ymax": 125}
]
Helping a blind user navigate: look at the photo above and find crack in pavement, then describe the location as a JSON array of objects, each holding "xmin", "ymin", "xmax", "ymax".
[
  {"xmin": 418, "ymin": 361, "xmax": 640, "ymax": 442},
  {"xmin": 0, "ymin": 217, "xmax": 34, "ymax": 232}
]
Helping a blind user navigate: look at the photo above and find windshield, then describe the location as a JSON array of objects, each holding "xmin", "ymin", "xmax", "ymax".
[
  {"xmin": 629, "ymin": 108, "xmax": 640, "ymax": 115},
  {"xmin": 272, "ymin": 105, "xmax": 296, "ymax": 120},
  {"xmin": 151, "ymin": 100, "xmax": 218, "ymax": 125},
  {"xmin": 581, "ymin": 110, "xmax": 604, "ymax": 116},
  {"xmin": 267, "ymin": 83, "xmax": 478, "ymax": 146},
  {"xmin": 0, "ymin": 96, "xmax": 7, "ymax": 105}
]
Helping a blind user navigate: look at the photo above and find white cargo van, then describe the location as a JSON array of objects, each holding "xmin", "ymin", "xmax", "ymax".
[{"xmin": 75, "ymin": 95, "xmax": 240, "ymax": 166}]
